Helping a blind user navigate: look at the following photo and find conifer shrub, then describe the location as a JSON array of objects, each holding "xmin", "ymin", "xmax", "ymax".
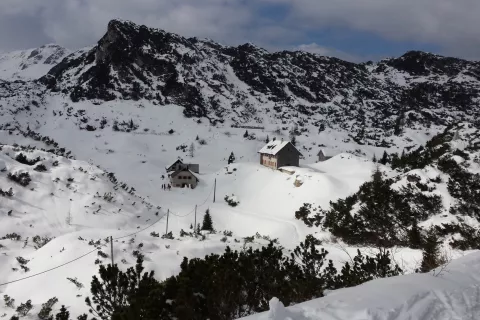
[
  {"xmin": 320, "ymin": 167, "xmax": 442, "ymax": 248},
  {"xmin": 33, "ymin": 164, "xmax": 47, "ymax": 172},
  {"xmin": 8, "ymin": 172, "xmax": 31, "ymax": 187},
  {"xmin": 38, "ymin": 297, "xmax": 58, "ymax": 320},
  {"xmin": 420, "ymin": 229, "xmax": 441, "ymax": 273},
  {"xmin": 15, "ymin": 153, "xmax": 41, "ymax": 166},
  {"xmin": 4, "ymin": 295, "xmax": 15, "ymax": 309},
  {"xmin": 16, "ymin": 299, "xmax": 33, "ymax": 317},
  {"xmin": 224, "ymin": 194, "xmax": 239, "ymax": 207},
  {"xmin": 82, "ymin": 236, "xmax": 402, "ymax": 320}
]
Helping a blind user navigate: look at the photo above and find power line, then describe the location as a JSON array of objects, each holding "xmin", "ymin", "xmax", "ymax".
[
  {"xmin": 169, "ymin": 184, "xmax": 214, "ymax": 217},
  {"xmin": 0, "ymin": 247, "xmax": 99, "ymax": 287},
  {"xmin": 0, "ymin": 183, "xmax": 215, "ymax": 287},
  {"xmin": 113, "ymin": 211, "xmax": 167, "ymax": 240},
  {"xmin": 170, "ymin": 207, "xmax": 195, "ymax": 218}
]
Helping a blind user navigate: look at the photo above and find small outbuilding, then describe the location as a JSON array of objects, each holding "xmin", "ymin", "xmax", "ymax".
[
  {"xmin": 317, "ymin": 149, "xmax": 340, "ymax": 162},
  {"xmin": 258, "ymin": 140, "xmax": 303, "ymax": 169}
]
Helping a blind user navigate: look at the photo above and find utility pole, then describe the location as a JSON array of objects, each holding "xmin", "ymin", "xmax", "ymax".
[
  {"xmin": 110, "ymin": 236, "xmax": 114, "ymax": 266},
  {"xmin": 165, "ymin": 209, "xmax": 170, "ymax": 236},
  {"xmin": 194, "ymin": 205, "xmax": 197, "ymax": 237},
  {"xmin": 213, "ymin": 179, "xmax": 216, "ymax": 203}
]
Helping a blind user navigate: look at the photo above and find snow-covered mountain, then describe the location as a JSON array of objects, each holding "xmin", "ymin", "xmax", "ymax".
[
  {"xmin": 36, "ymin": 20, "xmax": 480, "ymax": 148},
  {"xmin": 0, "ymin": 44, "xmax": 70, "ymax": 81}
]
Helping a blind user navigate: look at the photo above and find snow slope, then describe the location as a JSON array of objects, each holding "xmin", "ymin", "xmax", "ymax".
[
  {"xmin": 241, "ymin": 250, "xmax": 480, "ymax": 320},
  {"xmin": 0, "ymin": 44, "xmax": 69, "ymax": 80}
]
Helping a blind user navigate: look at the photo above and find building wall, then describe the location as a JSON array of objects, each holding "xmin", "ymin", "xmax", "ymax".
[
  {"xmin": 277, "ymin": 144, "xmax": 300, "ymax": 167},
  {"xmin": 260, "ymin": 153, "xmax": 278, "ymax": 169},
  {"xmin": 170, "ymin": 172, "xmax": 198, "ymax": 188}
]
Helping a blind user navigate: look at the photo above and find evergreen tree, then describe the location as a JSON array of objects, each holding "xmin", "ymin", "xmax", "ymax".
[
  {"xmin": 189, "ymin": 143, "xmax": 195, "ymax": 158},
  {"xmin": 196, "ymin": 135, "xmax": 199, "ymax": 141},
  {"xmin": 420, "ymin": 229, "xmax": 441, "ymax": 273},
  {"xmin": 379, "ymin": 151, "xmax": 389, "ymax": 165},
  {"xmin": 408, "ymin": 219, "xmax": 423, "ymax": 249},
  {"xmin": 290, "ymin": 135, "xmax": 297, "ymax": 146},
  {"xmin": 372, "ymin": 154, "xmax": 377, "ymax": 163},
  {"xmin": 189, "ymin": 223, "xmax": 193, "ymax": 230},
  {"xmin": 196, "ymin": 224, "xmax": 201, "ymax": 235},
  {"xmin": 201, "ymin": 210, "xmax": 214, "ymax": 231},
  {"xmin": 243, "ymin": 130, "xmax": 249, "ymax": 138},
  {"xmin": 265, "ymin": 135, "xmax": 270, "ymax": 143},
  {"xmin": 16, "ymin": 300, "xmax": 33, "ymax": 317},
  {"xmin": 228, "ymin": 152, "xmax": 235, "ymax": 165},
  {"xmin": 55, "ymin": 305, "xmax": 70, "ymax": 320},
  {"xmin": 38, "ymin": 297, "xmax": 58, "ymax": 320},
  {"xmin": 85, "ymin": 257, "xmax": 167, "ymax": 320}
]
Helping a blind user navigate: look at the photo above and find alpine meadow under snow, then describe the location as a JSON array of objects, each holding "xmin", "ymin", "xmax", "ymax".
[{"xmin": 1, "ymin": 19, "xmax": 480, "ymax": 320}]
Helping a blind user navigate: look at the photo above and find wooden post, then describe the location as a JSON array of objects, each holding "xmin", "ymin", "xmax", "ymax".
[
  {"xmin": 110, "ymin": 236, "xmax": 114, "ymax": 266},
  {"xmin": 213, "ymin": 179, "xmax": 216, "ymax": 203},
  {"xmin": 165, "ymin": 209, "xmax": 170, "ymax": 236},
  {"xmin": 194, "ymin": 205, "xmax": 197, "ymax": 237}
]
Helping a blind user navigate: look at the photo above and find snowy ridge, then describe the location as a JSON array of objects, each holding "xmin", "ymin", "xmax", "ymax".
[
  {"xmin": 0, "ymin": 44, "xmax": 70, "ymax": 81},
  {"xmin": 22, "ymin": 19, "xmax": 478, "ymax": 149}
]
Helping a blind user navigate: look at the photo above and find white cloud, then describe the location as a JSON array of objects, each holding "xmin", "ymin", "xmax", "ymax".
[
  {"xmin": 0, "ymin": 0, "xmax": 261, "ymax": 51},
  {"xmin": 294, "ymin": 43, "xmax": 368, "ymax": 62}
]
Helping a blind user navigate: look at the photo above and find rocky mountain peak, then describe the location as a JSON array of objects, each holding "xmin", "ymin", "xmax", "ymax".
[{"xmin": 31, "ymin": 19, "xmax": 480, "ymax": 143}]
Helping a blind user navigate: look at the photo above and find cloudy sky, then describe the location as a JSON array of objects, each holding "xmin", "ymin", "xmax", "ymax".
[{"xmin": 0, "ymin": 0, "xmax": 478, "ymax": 62}]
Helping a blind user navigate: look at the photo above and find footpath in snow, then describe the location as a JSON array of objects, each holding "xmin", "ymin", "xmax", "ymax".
[{"xmin": 241, "ymin": 251, "xmax": 480, "ymax": 320}]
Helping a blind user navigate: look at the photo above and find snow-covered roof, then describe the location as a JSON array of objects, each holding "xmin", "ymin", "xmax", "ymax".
[
  {"xmin": 258, "ymin": 140, "xmax": 302, "ymax": 156},
  {"xmin": 166, "ymin": 159, "xmax": 183, "ymax": 171},
  {"xmin": 318, "ymin": 149, "xmax": 340, "ymax": 157}
]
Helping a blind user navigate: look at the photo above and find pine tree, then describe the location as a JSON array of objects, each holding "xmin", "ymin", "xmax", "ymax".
[
  {"xmin": 228, "ymin": 152, "xmax": 235, "ymax": 164},
  {"xmin": 290, "ymin": 135, "xmax": 297, "ymax": 146},
  {"xmin": 420, "ymin": 229, "xmax": 441, "ymax": 273},
  {"xmin": 196, "ymin": 224, "xmax": 201, "ymax": 235},
  {"xmin": 196, "ymin": 135, "xmax": 199, "ymax": 141},
  {"xmin": 243, "ymin": 130, "xmax": 249, "ymax": 138},
  {"xmin": 55, "ymin": 305, "xmax": 70, "ymax": 320},
  {"xmin": 372, "ymin": 154, "xmax": 377, "ymax": 163},
  {"xmin": 189, "ymin": 223, "xmax": 193, "ymax": 230},
  {"xmin": 16, "ymin": 299, "xmax": 32, "ymax": 317},
  {"xmin": 408, "ymin": 219, "xmax": 423, "ymax": 249},
  {"xmin": 189, "ymin": 143, "xmax": 195, "ymax": 157},
  {"xmin": 265, "ymin": 135, "xmax": 270, "ymax": 143},
  {"xmin": 379, "ymin": 151, "xmax": 389, "ymax": 165},
  {"xmin": 38, "ymin": 297, "xmax": 58, "ymax": 320},
  {"xmin": 201, "ymin": 209, "xmax": 214, "ymax": 231}
]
